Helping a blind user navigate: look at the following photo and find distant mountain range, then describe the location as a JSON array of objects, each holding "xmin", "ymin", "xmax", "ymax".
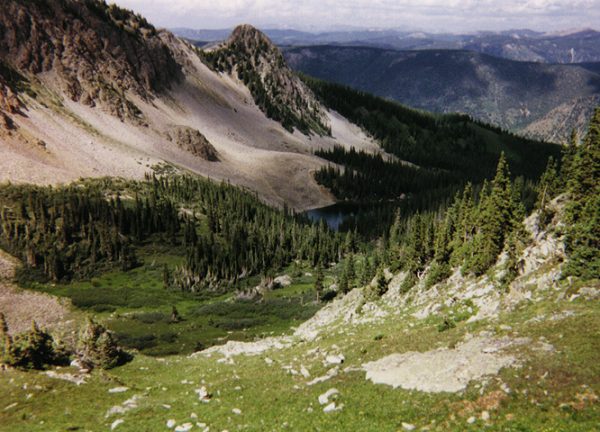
[
  {"xmin": 173, "ymin": 27, "xmax": 600, "ymax": 64},
  {"xmin": 283, "ymin": 46, "xmax": 600, "ymax": 143}
]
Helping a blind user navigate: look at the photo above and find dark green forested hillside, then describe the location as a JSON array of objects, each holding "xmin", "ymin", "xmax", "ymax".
[
  {"xmin": 0, "ymin": 175, "xmax": 352, "ymax": 290},
  {"xmin": 374, "ymin": 109, "xmax": 600, "ymax": 293},
  {"xmin": 307, "ymin": 77, "xmax": 560, "ymax": 179},
  {"xmin": 305, "ymin": 77, "xmax": 560, "ymax": 234}
]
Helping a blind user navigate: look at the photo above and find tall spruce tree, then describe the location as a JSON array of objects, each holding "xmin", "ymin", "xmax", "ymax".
[
  {"xmin": 563, "ymin": 108, "xmax": 600, "ymax": 279},
  {"xmin": 314, "ymin": 261, "xmax": 325, "ymax": 301},
  {"xmin": 536, "ymin": 156, "xmax": 560, "ymax": 227},
  {"xmin": 466, "ymin": 153, "xmax": 519, "ymax": 275}
]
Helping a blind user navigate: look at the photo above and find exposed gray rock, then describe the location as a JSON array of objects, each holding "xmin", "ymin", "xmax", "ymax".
[
  {"xmin": 165, "ymin": 126, "xmax": 219, "ymax": 161},
  {"xmin": 363, "ymin": 336, "xmax": 528, "ymax": 393}
]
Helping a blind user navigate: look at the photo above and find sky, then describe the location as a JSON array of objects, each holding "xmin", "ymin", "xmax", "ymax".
[{"xmin": 114, "ymin": 0, "xmax": 600, "ymax": 33}]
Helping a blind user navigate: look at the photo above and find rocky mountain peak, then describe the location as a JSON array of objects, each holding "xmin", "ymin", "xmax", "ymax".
[
  {"xmin": 202, "ymin": 25, "xmax": 330, "ymax": 135},
  {"xmin": 228, "ymin": 24, "xmax": 275, "ymax": 52}
]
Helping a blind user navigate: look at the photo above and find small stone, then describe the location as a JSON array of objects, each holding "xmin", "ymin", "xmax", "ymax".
[
  {"xmin": 481, "ymin": 410, "xmax": 490, "ymax": 421},
  {"xmin": 110, "ymin": 419, "xmax": 124, "ymax": 430},
  {"xmin": 401, "ymin": 423, "xmax": 416, "ymax": 431},
  {"xmin": 70, "ymin": 359, "xmax": 85, "ymax": 369},
  {"xmin": 167, "ymin": 419, "xmax": 176, "ymax": 428},
  {"xmin": 323, "ymin": 402, "xmax": 340, "ymax": 413},
  {"xmin": 318, "ymin": 388, "xmax": 339, "ymax": 405},
  {"xmin": 325, "ymin": 354, "xmax": 345, "ymax": 365},
  {"xmin": 108, "ymin": 387, "xmax": 129, "ymax": 394},
  {"xmin": 175, "ymin": 423, "xmax": 193, "ymax": 432},
  {"xmin": 300, "ymin": 366, "xmax": 310, "ymax": 378},
  {"xmin": 195, "ymin": 386, "xmax": 212, "ymax": 402},
  {"xmin": 467, "ymin": 416, "xmax": 476, "ymax": 424},
  {"xmin": 232, "ymin": 408, "xmax": 242, "ymax": 415}
]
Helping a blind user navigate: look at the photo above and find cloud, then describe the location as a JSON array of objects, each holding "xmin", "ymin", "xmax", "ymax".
[{"xmin": 112, "ymin": 0, "xmax": 600, "ymax": 32}]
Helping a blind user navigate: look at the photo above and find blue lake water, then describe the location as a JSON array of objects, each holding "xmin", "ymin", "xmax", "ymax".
[{"xmin": 305, "ymin": 202, "xmax": 379, "ymax": 231}]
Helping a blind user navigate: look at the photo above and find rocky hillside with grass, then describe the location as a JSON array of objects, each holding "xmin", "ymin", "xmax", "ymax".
[
  {"xmin": 0, "ymin": 176, "xmax": 597, "ymax": 431},
  {"xmin": 285, "ymin": 46, "xmax": 600, "ymax": 143},
  {"xmin": 202, "ymin": 25, "xmax": 330, "ymax": 135}
]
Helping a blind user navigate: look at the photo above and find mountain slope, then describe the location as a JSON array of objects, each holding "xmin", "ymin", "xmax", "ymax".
[
  {"xmin": 0, "ymin": 1, "xmax": 378, "ymax": 211},
  {"xmin": 285, "ymin": 46, "xmax": 600, "ymax": 142},
  {"xmin": 201, "ymin": 25, "xmax": 330, "ymax": 135}
]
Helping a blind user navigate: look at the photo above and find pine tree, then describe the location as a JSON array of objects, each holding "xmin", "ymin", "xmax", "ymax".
[
  {"xmin": 77, "ymin": 319, "xmax": 123, "ymax": 370},
  {"xmin": 162, "ymin": 264, "xmax": 171, "ymax": 289},
  {"xmin": 360, "ymin": 257, "xmax": 373, "ymax": 286},
  {"xmin": 374, "ymin": 269, "xmax": 388, "ymax": 296},
  {"xmin": 563, "ymin": 108, "xmax": 600, "ymax": 279},
  {"xmin": 0, "ymin": 313, "xmax": 13, "ymax": 365},
  {"xmin": 314, "ymin": 261, "xmax": 324, "ymax": 302},
  {"xmin": 536, "ymin": 156, "xmax": 559, "ymax": 227},
  {"xmin": 15, "ymin": 321, "xmax": 55, "ymax": 370},
  {"xmin": 339, "ymin": 254, "xmax": 356, "ymax": 294},
  {"xmin": 560, "ymin": 129, "xmax": 578, "ymax": 186},
  {"xmin": 466, "ymin": 154, "xmax": 519, "ymax": 275},
  {"xmin": 170, "ymin": 306, "xmax": 182, "ymax": 323}
]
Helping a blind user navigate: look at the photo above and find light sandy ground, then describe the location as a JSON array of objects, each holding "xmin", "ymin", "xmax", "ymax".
[
  {"xmin": 197, "ymin": 337, "xmax": 293, "ymax": 359},
  {"xmin": 0, "ymin": 249, "xmax": 70, "ymax": 335},
  {"xmin": 0, "ymin": 37, "xmax": 378, "ymax": 211},
  {"xmin": 362, "ymin": 335, "xmax": 529, "ymax": 393}
]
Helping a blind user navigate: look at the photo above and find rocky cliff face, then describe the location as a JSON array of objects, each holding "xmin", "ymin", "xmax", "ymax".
[
  {"xmin": 0, "ymin": 0, "xmax": 181, "ymax": 121},
  {"xmin": 0, "ymin": 75, "xmax": 22, "ymax": 130},
  {"xmin": 165, "ymin": 126, "xmax": 219, "ymax": 161},
  {"xmin": 202, "ymin": 25, "xmax": 330, "ymax": 135}
]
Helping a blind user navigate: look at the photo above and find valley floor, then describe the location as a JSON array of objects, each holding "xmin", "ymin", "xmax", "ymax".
[{"xmin": 0, "ymin": 248, "xmax": 598, "ymax": 431}]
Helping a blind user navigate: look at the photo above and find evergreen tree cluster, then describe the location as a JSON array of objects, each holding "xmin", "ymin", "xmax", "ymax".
[
  {"xmin": 0, "ymin": 314, "xmax": 67, "ymax": 370},
  {"xmin": 562, "ymin": 109, "xmax": 600, "ymax": 279},
  {"xmin": 305, "ymin": 76, "xmax": 560, "ymax": 219},
  {"xmin": 150, "ymin": 175, "xmax": 352, "ymax": 292},
  {"xmin": 387, "ymin": 153, "xmax": 528, "ymax": 284},
  {"xmin": 0, "ymin": 313, "xmax": 127, "ymax": 370},
  {"xmin": 524, "ymin": 112, "xmax": 599, "ymax": 281},
  {"xmin": 305, "ymin": 77, "xmax": 560, "ymax": 182},
  {"xmin": 0, "ymin": 175, "xmax": 354, "ymax": 291},
  {"xmin": 314, "ymin": 145, "xmax": 458, "ymax": 201},
  {"xmin": 0, "ymin": 182, "xmax": 180, "ymax": 281},
  {"xmin": 77, "ymin": 319, "xmax": 127, "ymax": 369}
]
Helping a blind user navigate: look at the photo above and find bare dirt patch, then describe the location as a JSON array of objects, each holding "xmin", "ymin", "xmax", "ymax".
[{"xmin": 0, "ymin": 249, "xmax": 70, "ymax": 335}]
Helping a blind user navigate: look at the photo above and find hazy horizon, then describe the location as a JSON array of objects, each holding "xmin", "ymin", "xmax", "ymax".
[{"xmin": 114, "ymin": 0, "xmax": 600, "ymax": 33}]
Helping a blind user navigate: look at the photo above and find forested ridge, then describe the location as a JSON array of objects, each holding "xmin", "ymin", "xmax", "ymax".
[
  {"xmin": 0, "ymin": 176, "xmax": 353, "ymax": 290},
  {"xmin": 306, "ymin": 77, "xmax": 560, "ymax": 200}
]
